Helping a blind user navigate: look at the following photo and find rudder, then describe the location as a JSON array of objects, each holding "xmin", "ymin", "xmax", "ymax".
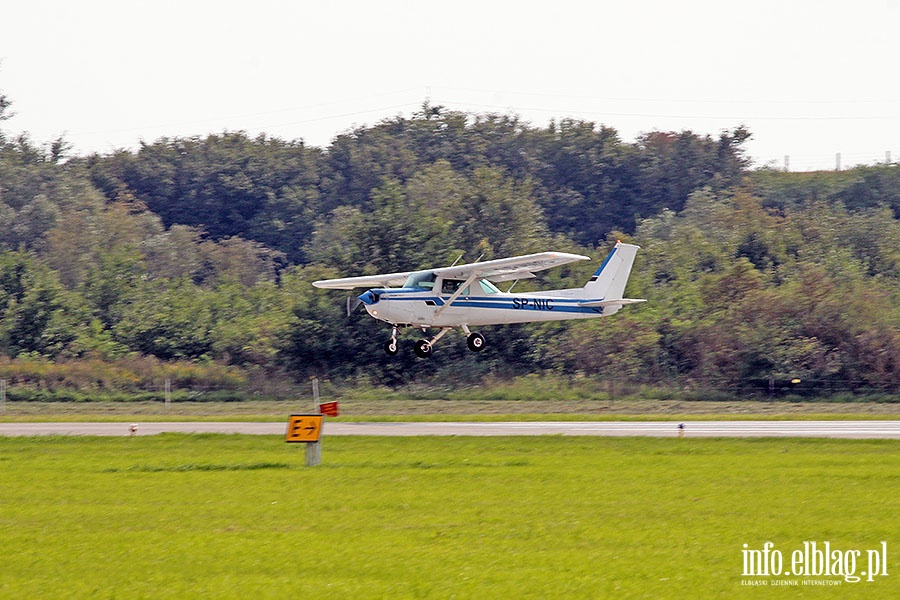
[{"xmin": 583, "ymin": 242, "xmax": 640, "ymax": 299}]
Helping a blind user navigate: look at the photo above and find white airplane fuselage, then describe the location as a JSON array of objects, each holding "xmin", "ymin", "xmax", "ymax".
[{"xmin": 361, "ymin": 285, "xmax": 608, "ymax": 328}]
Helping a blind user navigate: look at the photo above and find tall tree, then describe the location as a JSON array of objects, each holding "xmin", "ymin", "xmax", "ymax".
[{"xmin": 89, "ymin": 133, "xmax": 324, "ymax": 262}]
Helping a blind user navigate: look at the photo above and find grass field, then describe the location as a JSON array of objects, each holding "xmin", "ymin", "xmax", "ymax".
[
  {"xmin": 1, "ymin": 434, "xmax": 897, "ymax": 598},
  {"xmin": 1, "ymin": 398, "xmax": 899, "ymax": 422}
]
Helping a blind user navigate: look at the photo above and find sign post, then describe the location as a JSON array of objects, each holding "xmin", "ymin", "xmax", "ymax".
[{"xmin": 285, "ymin": 414, "xmax": 324, "ymax": 466}]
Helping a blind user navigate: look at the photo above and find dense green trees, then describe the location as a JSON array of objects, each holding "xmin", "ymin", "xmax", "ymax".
[
  {"xmin": 0, "ymin": 251, "xmax": 81, "ymax": 356},
  {"xmin": 627, "ymin": 188, "xmax": 900, "ymax": 393},
  {"xmin": 1, "ymin": 91, "xmax": 898, "ymax": 396},
  {"xmin": 88, "ymin": 133, "xmax": 324, "ymax": 263},
  {"xmin": 86, "ymin": 104, "xmax": 751, "ymax": 256}
]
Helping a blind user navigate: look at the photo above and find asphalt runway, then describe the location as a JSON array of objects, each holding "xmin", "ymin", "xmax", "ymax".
[{"xmin": 1, "ymin": 421, "xmax": 899, "ymax": 439}]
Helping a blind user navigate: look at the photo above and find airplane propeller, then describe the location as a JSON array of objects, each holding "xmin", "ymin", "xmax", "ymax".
[{"xmin": 346, "ymin": 295, "xmax": 363, "ymax": 317}]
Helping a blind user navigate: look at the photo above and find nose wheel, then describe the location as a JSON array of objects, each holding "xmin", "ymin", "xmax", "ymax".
[{"xmin": 383, "ymin": 327, "xmax": 400, "ymax": 356}]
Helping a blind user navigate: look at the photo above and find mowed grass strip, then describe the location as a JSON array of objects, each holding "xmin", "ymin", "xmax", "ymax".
[
  {"xmin": 1, "ymin": 435, "xmax": 897, "ymax": 599},
  {"xmin": 2, "ymin": 398, "xmax": 899, "ymax": 422}
]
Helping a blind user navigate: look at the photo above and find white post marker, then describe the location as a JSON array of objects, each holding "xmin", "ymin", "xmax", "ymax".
[
  {"xmin": 309, "ymin": 378, "xmax": 323, "ymax": 466},
  {"xmin": 305, "ymin": 438, "xmax": 322, "ymax": 467}
]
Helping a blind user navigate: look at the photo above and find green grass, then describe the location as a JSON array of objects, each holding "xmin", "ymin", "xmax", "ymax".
[
  {"xmin": 2, "ymin": 398, "xmax": 899, "ymax": 422},
  {"xmin": 1, "ymin": 435, "xmax": 897, "ymax": 598}
]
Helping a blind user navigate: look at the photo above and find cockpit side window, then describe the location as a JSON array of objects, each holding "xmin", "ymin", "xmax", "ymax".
[
  {"xmin": 442, "ymin": 279, "xmax": 468, "ymax": 295},
  {"xmin": 440, "ymin": 278, "xmax": 499, "ymax": 295},
  {"xmin": 404, "ymin": 271, "xmax": 436, "ymax": 290}
]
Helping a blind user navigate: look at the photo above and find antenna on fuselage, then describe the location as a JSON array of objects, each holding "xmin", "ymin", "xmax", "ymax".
[{"xmin": 449, "ymin": 254, "xmax": 464, "ymax": 267}]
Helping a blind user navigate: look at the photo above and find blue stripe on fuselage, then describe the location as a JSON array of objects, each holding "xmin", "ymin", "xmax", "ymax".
[{"xmin": 375, "ymin": 290, "xmax": 604, "ymax": 314}]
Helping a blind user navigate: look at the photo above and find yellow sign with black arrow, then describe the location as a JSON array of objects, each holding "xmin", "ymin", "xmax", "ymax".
[{"xmin": 285, "ymin": 414, "xmax": 324, "ymax": 443}]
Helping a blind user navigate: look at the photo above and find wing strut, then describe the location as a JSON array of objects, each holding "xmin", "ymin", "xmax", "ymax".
[{"xmin": 432, "ymin": 273, "xmax": 480, "ymax": 319}]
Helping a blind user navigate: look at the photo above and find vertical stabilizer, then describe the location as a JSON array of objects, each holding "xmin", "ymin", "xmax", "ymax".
[{"xmin": 583, "ymin": 242, "xmax": 640, "ymax": 299}]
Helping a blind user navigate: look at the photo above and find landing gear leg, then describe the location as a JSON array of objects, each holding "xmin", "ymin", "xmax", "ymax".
[{"xmin": 384, "ymin": 327, "xmax": 400, "ymax": 356}]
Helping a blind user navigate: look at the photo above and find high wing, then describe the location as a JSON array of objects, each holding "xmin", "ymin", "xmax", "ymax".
[
  {"xmin": 312, "ymin": 271, "xmax": 412, "ymax": 290},
  {"xmin": 312, "ymin": 252, "xmax": 590, "ymax": 289},
  {"xmin": 432, "ymin": 252, "xmax": 589, "ymax": 283}
]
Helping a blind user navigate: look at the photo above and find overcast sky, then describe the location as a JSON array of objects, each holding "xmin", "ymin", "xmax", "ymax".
[{"xmin": 2, "ymin": 0, "xmax": 899, "ymax": 171}]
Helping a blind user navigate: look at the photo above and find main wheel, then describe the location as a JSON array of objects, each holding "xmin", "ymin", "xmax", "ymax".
[
  {"xmin": 414, "ymin": 339, "xmax": 433, "ymax": 359},
  {"xmin": 466, "ymin": 332, "xmax": 486, "ymax": 352},
  {"xmin": 384, "ymin": 339, "xmax": 399, "ymax": 356}
]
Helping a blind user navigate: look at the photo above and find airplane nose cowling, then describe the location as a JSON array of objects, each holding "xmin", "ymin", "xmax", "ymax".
[{"xmin": 358, "ymin": 290, "xmax": 380, "ymax": 305}]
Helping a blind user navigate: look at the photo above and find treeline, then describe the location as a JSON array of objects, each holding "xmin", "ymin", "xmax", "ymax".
[
  {"xmin": 82, "ymin": 105, "xmax": 753, "ymax": 262},
  {"xmin": 1, "ymin": 93, "xmax": 899, "ymax": 397}
]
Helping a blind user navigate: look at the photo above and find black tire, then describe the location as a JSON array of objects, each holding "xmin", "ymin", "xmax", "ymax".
[
  {"xmin": 384, "ymin": 339, "xmax": 399, "ymax": 356},
  {"xmin": 414, "ymin": 339, "xmax": 433, "ymax": 359},
  {"xmin": 466, "ymin": 332, "xmax": 486, "ymax": 352}
]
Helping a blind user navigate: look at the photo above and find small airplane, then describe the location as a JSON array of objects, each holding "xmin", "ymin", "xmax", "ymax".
[{"xmin": 313, "ymin": 241, "xmax": 645, "ymax": 358}]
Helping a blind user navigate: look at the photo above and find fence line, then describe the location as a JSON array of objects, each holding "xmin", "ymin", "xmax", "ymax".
[
  {"xmin": 762, "ymin": 150, "xmax": 897, "ymax": 172},
  {"xmin": 0, "ymin": 376, "xmax": 895, "ymax": 403}
]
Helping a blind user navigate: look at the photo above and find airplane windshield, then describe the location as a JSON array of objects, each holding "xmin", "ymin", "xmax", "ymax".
[{"xmin": 404, "ymin": 271, "xmax": 436, "ymax": 290}]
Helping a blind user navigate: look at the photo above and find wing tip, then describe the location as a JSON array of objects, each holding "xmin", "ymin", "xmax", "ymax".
[{"xmin": 312, "ymin": 280, "xmax": 356, "ymax": 290}]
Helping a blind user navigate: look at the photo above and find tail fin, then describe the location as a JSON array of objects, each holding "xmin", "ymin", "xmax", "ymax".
[{"xmin": 583, "ymin": 242, "xmax": 641, "ymax": 299}]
